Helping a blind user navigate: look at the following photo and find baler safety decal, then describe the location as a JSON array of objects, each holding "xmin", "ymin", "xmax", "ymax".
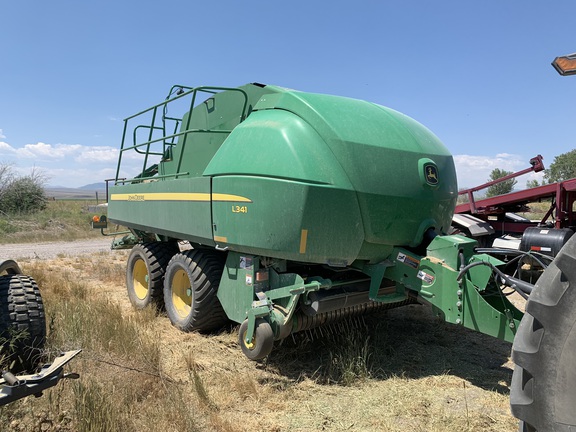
[
  {"xmin": 397, "ymin": 252, "xmax": 420, "ymax": 269},
  {"xmin": 110, "ymin": 193, "xmax": 252, "ymax": 203},
  {"xmin": 417, "ymin": 270, "xmax": 435, "ymax": 284}
]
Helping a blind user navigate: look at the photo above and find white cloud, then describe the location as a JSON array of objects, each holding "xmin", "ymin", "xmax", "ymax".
[
  {"xmin": 454, "ymin": 153, "xmax": 544, "ymax": 190},
  {"xmin": 19, "ymin": 142, "xmax": 84, "ymax": 159},
  {"xmin": 0, "ymin": 129, "xmax": 5, "ymax": 139},
  {"xmin": 75, "ymin": 146, "xmax": 119, "ymax": 163},
  {"xmin": 0, "ymin": 142, "xmax": 16, "ymax": 154},
  {"xmin": 0, "ymin": 141, "xmax": 74, "ymax": 159},
  {"xmin": 0, "ymin": 139, "xmax": 146, "ymax": 188}
]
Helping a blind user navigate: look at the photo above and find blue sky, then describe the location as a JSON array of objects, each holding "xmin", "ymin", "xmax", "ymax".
[{"xmin": 1, "ymin": 1, "xmax": 575, "ymax": 188}]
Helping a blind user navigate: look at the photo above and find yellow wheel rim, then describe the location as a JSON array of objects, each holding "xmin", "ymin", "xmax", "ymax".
[
  {"xmin": 172, "ymin": 268, "xmax": 192, "ymax": 318},
  {"xmin": 242, "ymin": 329, "xmax": 255, "ymax": 350},
  {"xmin": 133, "ymin": 259, "xmax": 149, "ymax": 300}
]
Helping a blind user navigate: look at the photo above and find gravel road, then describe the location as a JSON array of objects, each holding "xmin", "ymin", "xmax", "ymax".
[{"xmin": 1, "ymin": 238, "xmax": 115, "ymax": 260}]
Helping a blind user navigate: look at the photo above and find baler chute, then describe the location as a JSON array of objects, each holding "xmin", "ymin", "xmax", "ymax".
[{"xmin": 98, "ymin": 83, "xmax": 524, "ymax": 361}]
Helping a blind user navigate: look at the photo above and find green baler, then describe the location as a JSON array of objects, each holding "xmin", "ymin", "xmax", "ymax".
[
  {"xmin": 105, "ymin": 82, "xmax": 519, "ymax": 351},
  {"xmin": 98, "ymin": 83, "xmax": 576, "ymax": 431},
  {"xmin": 110, "ymin": 84, "xmax": 456, "ymax": 263}
]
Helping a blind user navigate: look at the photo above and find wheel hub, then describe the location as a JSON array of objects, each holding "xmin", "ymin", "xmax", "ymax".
[
  {"xmin": 133, "ymin": 259, "xmax": 149, "ymax": 300},
  {"xmin": 172, "ymin": 268, "xmax": 192, "ymax": 318}
]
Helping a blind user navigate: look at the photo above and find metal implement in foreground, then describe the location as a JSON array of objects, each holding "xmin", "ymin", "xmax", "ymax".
[
  {"xmin": 94, "ymin": 82, "xmax": 575, "ymax": 431},
  {"xmin": 0, "ymin": 259, "xmax": 80, "ymax": 405},
  {"xmin": 0, "ymin": 350, "xmax": 81, "ymax": 406}
]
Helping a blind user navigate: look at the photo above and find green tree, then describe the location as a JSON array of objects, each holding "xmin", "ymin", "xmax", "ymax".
[
  {"xmin": 0, "ymin": 165, "xmax": 47, "ymax": 214},
  {"xmin": 526, "ymin": 179, "xmax": 542, "ymax": 188},
  {"xmin": 486, "ymin": 168, "xmax": 517, "ymax": 197},
  {"xmin": 544, "ymin": 149, "xmax": 576, "ymax": 183},
  {"xmin": 457, "ymin": 188, "xmax": 470, "ymax": 205}
]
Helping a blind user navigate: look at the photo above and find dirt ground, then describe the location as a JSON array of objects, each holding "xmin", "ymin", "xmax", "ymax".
[
  {"xmin": 1, "ymin": 238, "xmax": 112, "ymax": 260},
  {"xmin": 2, "ymin": 241, "xmax": 520, "ymax": 431}
]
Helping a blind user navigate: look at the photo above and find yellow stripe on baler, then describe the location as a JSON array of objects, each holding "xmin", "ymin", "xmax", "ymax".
[
  {"xmin": 110, "ymin": 193, "xmax": 252, "ymax": 202},
  {"xmin": 212, "ymin": 193, "xmax": 252, "ymax": 203}
]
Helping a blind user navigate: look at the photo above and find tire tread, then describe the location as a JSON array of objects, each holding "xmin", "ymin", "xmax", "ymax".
[
  {"xmin": 126, "ymin": 242, "xmax": 178, "ymax": 309},
  {"xmin": 0, "ymin": 274, "xmax": 46, "ymax": 372},
  {"xmin": 164, "ymin": 249, "xmax": 227, "ymax": 332},
  {"xmin": 511, "ymin": 236, "xmax": 576, "ymax": 431}
]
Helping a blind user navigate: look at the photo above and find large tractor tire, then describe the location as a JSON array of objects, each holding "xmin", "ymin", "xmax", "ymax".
[
  {"xmin": 163, "ymin": 249, "xmax": 228, "ymax": 332},
  {"xmin": 511, "ymin": 235, "xmax": 576, "ymax": 431},
  {"xmin": 126, "ymin": 242, "xmax": 178, "ymax": 309},
  {"xmin": 0, "ymin": 274, "xmax": 46, "ymax": 373}
]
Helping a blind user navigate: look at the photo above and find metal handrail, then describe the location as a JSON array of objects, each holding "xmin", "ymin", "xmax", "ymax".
[
  {"xmin": 115, "ymin": 85, "xmax": 249, "ymax": 182},
  {"xmin": 117, "ymin": 171, "xmax": 190, "ymax": 184},
  {"xmin": 122, "ymin": 129, "xmax": 233, "ymax": 153},
  {"xmin": 123, "ymin": 86, "xmax": 247, "ymax": 121},
  {"xmin": 132, "ymin": 125, "xmax": 164, "ymax": 155}
]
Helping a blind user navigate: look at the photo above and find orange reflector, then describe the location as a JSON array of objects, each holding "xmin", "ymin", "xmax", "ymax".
[
  {"xmin": 256, "ymin": 270, "xmax": 269, "ymax": 282},
  {"xmin": 552, "ymin": 54, "xmax": 576, "ymax": 76},
  {"xmin": 92, "ymin": 215, "xmax": 100, "ymax": 222}
]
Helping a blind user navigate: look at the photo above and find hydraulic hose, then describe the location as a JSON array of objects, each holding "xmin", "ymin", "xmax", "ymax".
[{"xmin": 456, "ymin": 260, "xmax": 533, "ymax": 299}]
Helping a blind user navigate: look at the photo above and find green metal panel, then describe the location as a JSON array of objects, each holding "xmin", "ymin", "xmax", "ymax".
[
  {"xmin": 107, "ymin": 177, "xmax": 214, "ymax": 244},
  {"xmin": 383, "ymin": 236, "xmax": 522, "ymax": 342},
  {"xmin": 417, "ymin": 256, "xmax": 519, "ymax": 342},
  {"xmin": 211, "ymin": 176, "xmax": 364, "ymax": 265},
  {"xmin": 204, "ymin": 109, "xmax": 352, "ymax": 186},
  {"xmin": 217, "ymin": 252, "xmax": 259, "ymax": 323},
  {"xmin": 160, "ymin": 84, "xmax": 274, "ymax": 179},
  {"xmin": 159, "ymin": 109, "xmax": 229, "ymax": 178},
  {"xmin": 206, "ymin": 86, "xmax": 457, "ymax": 263},
  {"xmin": 426, "ymin": 234, "xmax": 477, "ymax": 270},
  {"xmin": 206, "ymin": 108, "xmax": 365, "ymax": 265},
  {"xmin": 254, "ymin": 90, "xmax": 457, "ymax": 246}
]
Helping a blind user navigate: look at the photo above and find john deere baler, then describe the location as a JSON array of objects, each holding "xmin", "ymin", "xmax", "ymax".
[{"xmin": 101, "ymin": 83, "xmax": 522, "ymax": 360}]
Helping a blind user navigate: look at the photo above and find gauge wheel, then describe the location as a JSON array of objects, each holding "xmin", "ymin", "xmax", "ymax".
[
  {"xmin": 238, "ymin": 318, "xmax": 274, "ymax": 361},
  {"xmin": 126, "ymin": 242, "xmax": 178, "ymax": 309},
  {"xmin": 510, "ymin": 235, "xmax": 576, "ymax": 431},
  {"xmin": 0, "ymin": 274, "xmax": 46, "ymax": 373},
  {"xmin": 163, "ymin": 250, "xmax": 227, "ymax": 332}
]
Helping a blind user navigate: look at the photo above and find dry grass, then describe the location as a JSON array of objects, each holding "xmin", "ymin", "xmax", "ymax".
[
  {"xmin": 519, "ymin": 200, "xmax": 552, "ymax": 222},
  {"xmin": 0, "ymin": 200, "xmax": 104, "ymax": 243},
  {"xmin": 0, "ymin": 254, "xmax": 519, "ymax": 431}
]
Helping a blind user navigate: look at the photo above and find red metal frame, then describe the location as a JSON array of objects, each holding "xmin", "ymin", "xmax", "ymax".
[{"xmin": 455, "ymin": 155, "xmax": 576, "ymax": 231}]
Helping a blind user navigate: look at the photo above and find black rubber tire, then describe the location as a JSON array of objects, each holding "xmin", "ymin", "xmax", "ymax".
[
  {"xmin": 511, "ymin": 234, "xmax": 576, "ymax": 431},
  {"xmin": 0, "ymin": 274, "xmax": 46, "ymax": 372},
  {"xmin": 163, "ymin": 250, "xmax": 227, "ymax": 332},
  {"xmin": 238, "ymin": 318, "xmax": 274, "ymax": 361},
  {"xmin": 126, "ymin": 242, "xmax": 178, "ymax": 309}
]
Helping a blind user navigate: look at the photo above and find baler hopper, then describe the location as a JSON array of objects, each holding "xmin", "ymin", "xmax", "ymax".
[{"xmin": 100, "ymin": 83, "xmax": 522, "ymax": 360}]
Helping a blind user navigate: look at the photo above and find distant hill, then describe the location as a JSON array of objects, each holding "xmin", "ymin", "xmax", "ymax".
[
  {"xmin": 79, "ymin": 182, "xmax": 106, "ymax": 190},
  {"xmin": 45, "ymin": 186, "xmax": 107, "ymax": 200}
]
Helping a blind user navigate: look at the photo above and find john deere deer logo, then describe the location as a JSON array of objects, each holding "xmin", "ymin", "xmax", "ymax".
[{"xmin": 425, "ymin": 164, "xmax": 439, "ymax": 185}]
